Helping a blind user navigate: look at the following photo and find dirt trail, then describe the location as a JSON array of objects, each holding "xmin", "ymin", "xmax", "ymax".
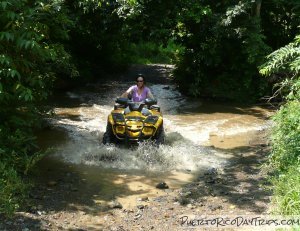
[{"xmin": 0, "ymin": 64, "xmax": 273, "ymax": 231}]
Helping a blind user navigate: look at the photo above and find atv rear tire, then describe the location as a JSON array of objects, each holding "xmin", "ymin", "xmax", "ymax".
[
  {"xmin": 155, "ymin": 124, "xmax": 165, "ymax": 145},
  {"xmin": 102, "ymin": 123, "xmax": 115, "ymax": 144}
]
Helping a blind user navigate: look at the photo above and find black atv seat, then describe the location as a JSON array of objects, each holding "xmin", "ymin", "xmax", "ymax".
[
  {"xmin": 128, "ymin": 102, "xmax": 144, "ymax": 111},
  {"xmin": 124, "ymin": 105, "xmax": 151, "ymax": 116}
]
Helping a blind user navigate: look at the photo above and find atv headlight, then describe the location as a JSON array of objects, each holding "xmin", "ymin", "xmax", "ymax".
[
  {"xmin": 144, "ymin": 115, "xmax": 158, "ymax": 125},
  {"xmin": 116, "ymin": 126, "xmax": 125, "ymax": 133},
  {"xmin": 112, "ymin": 113, "xmax": 125, "ymax": 123},
  {"xmin": 143, "ymin": 127, "xmax": 154, "ymax": 133}
]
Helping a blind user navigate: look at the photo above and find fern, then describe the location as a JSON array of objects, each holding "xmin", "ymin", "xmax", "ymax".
[{"xmin": 260, "ymin": 35, "xmax": 300, "ymax": 76}]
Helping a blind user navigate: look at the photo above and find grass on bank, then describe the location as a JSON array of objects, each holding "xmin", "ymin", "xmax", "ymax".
[
  {"xmin": 269, "ymin": 99, "xmax": 300, "ymax": 215},
  {"xmin": 125, "ymin": 40, "xmax": 183, "ymax": 64}
]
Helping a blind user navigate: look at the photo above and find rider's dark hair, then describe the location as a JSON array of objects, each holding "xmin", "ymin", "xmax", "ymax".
[{"xmin": 136, "ymin": 73, "xmax": 145, "ymax": 82}]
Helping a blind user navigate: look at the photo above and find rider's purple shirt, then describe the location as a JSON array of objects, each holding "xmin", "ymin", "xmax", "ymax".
[{"xmin": 128, "ymin": 85, "xmax": 150, "ymax": 102}]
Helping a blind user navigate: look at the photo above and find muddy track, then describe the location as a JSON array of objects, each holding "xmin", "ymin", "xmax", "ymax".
[
  {"xmin": 0, "ymin": 64, "xmax": 272, "ymax": 231},
  {"xmin": 110, "ymin": 64, "xmax": 175, "ymax": 84}
]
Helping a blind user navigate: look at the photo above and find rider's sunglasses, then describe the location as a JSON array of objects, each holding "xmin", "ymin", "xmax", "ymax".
[{"xmin": 137, "ymin": 80, "xmax": 144, "ymax": 82}]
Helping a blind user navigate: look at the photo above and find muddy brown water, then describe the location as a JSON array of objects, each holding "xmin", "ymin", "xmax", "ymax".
[{"xmin": 35, "ymin": 65, "xmax": 273, "ymax": 211}]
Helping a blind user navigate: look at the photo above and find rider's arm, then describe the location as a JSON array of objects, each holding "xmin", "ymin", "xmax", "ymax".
[
  {"xmin": 147, "ymin": 89, "xmax": 154, "ymax": 99},
  {"xmin": 121, "ymin": 86, "xmax": 133, "ymax": 98}
]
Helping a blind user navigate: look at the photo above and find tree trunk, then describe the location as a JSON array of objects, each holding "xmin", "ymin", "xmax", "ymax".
[{"xmin": 256, "ymin": 0, "xmax": 262, "ymax": 17}]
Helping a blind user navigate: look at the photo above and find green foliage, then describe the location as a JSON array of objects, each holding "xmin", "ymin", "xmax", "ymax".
[
  {"xmin": 172, "ymin": 0, "xmax": 273, "ymax": 102},
  {"xmin": 121, "ymin": 0, "xmax": 180, "ymax": 45},
  {"xmin": 125, "ymin": 40, "xmax": 183, "ymax": 64},
  {"xmin": 271, "ymin": 165, "xmax": 300, "ymax": 215},
  {"xmin": 0, "ymin": 0, "xmax": 75, "ymax": 215},
  {"xmin": 0, "ymin": 163, "xmax": 27, "ymax": 216},
  {"xmin": 260, "ymin": 36, "xmax": 300, "ymax": 77},
  {"xmin": 65, "ymin": 0, "xmax": 132, "ymax": 76},
  {"xmin": 260, "ymin": 34, "xmax": 300, "ymax": 215},
  {"xmin": 261, "ymin": 0, "xmax": 300, "ymax": 50},
  {"xmin": 270, "ymin": 100, "xmax": 300, "ymax": 171}
]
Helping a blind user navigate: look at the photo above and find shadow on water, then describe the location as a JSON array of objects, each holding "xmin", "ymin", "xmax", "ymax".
[
  {"xmin": 23, "ymin": 156, "xmax": 194, "ymax": 228},
  {"xmin": 176, "ymin": 99, "xmax": 273, "ymax": 120}
]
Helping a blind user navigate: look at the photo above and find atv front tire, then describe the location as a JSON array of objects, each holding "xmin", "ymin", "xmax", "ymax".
[
  {"xmin": 155, "ymin": 125, "xmax": 165, "ymax": 145},
  {"xmin": 102, "ymin": 123, "xmax": 115, "ymax": 144}
]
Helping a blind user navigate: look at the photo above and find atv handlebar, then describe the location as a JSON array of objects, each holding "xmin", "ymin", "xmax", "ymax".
[{"xmin": 116, "ymin": 97, "xmax": 157, "ymax": 106}]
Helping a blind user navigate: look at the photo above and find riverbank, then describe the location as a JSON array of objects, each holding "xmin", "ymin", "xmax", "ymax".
[
  {"xmin": 0, "ymin": 128, "xmax": 272, "ymax": 231},
  {"xmin": 0, "ymin": 64, "xmax": 274, "ymax": 230}
]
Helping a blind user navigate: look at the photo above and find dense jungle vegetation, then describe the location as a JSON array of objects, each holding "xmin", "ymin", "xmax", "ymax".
[{"xmin": 0, "ymin": 0, "xmax": 299, "ymax": 216}]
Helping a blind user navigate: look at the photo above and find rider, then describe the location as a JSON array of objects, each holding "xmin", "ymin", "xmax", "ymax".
[{"xmin": 121, "ymin": 74, "xmax": 154, "ymax": 102}]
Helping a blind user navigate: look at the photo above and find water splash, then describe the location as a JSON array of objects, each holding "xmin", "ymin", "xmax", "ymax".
[{"xmin": 46, "ymin": 82, "xmax": 270, "ymax": 172}]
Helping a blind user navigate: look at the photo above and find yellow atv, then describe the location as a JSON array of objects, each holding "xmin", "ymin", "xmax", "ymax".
[{"xmin": 103, "ymin": 98, "xmax": 165, "ymax": 145}]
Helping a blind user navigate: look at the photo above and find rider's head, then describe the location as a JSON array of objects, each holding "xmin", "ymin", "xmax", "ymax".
[{"xmin": 136, "ymin": 74, "xmax": 145, "ymax": 88}]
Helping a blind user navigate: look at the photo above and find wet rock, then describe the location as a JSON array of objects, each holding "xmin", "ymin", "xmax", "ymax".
[
  {"xmin": 137, "ymin": 205, "xmax": 145, "ymax": 210},
  {"xmin": 134, "ymin": 212, "xmax": 142, "ymax": 220},
  {"xmin": 204, "ymin": 167, "xmax": 218, "ymax": 176},
  {"xmin": 187, "ymin": 204, "xmax": 195, "ymax": 209},
  {"xmin": 164, "ymin": 213, "xmax": 170, "ymax": 218},
  {"xmin": 181, "ymin": 191, "xmax": 192, "ymax": 197},
  {"xmin": 153, "ymin": 196, "xmax": 168, "ymax": 203},
  {"xmin": 137, "ymin": 196, "xmax": 149, "ymax": 202},
  {"xmin": 179, "ymin": 197, "xmax": 190, "ymax": 205},
  {"xmin": 156, "ymin": 182, "xmax": 169, "ymax": 189},
  {"xmin": 205, "ymin": 177, "xmax": 215, "ymax": 184},
  {"xmin": 109, "ymin": 201, "xmax": 123, "ymax": 209},
  {"xmin": 208, "ymin": 205, "xmax": 222, "ymax": 211},
  {"xmin": 124, "ymin": 209, "xmax": 134, "ymax": 213},
  {"xmin": 163, "ymin": 86, "xmax": 170, "ymax": 90}
]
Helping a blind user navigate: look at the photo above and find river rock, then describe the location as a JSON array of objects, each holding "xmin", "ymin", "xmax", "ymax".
[
  {"xmin": 179, "ymin": 197, "xmax": 190, "ymax": 205},
  {"xmin": 156, "ymin": 182, "xmax": 169, "ymax": 189},
  {"xmin": 134, "ymin": 212, "xmax": 142, "ymax": 220},
  {"xmin": 137, "ymin": 196, "xmax": 149, "ymax": 201},
  {"xmin": 187, "ymin": 204, "xmax": 195, "ymax": 209},
  {"xmin": 204, "ymin": 167, "xmax": 218, "ymax": 176},
  {"xmin": 205, "ymin": 177, "xmax": 216, "ymax": 184},
  {"xmin": 109, "ymin": 201, "xmax": 123, "ymax": 209},
  {"xmin": 208, "ymin": 205, "xmax": 222, "ymax": 211},
  {"xmin": 181, "ymin": 191, "xmax": 192, "ymax": 197},
  {"xmin": 137, "ymin": 205, "xmax": 145, "ymax": 210}
]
